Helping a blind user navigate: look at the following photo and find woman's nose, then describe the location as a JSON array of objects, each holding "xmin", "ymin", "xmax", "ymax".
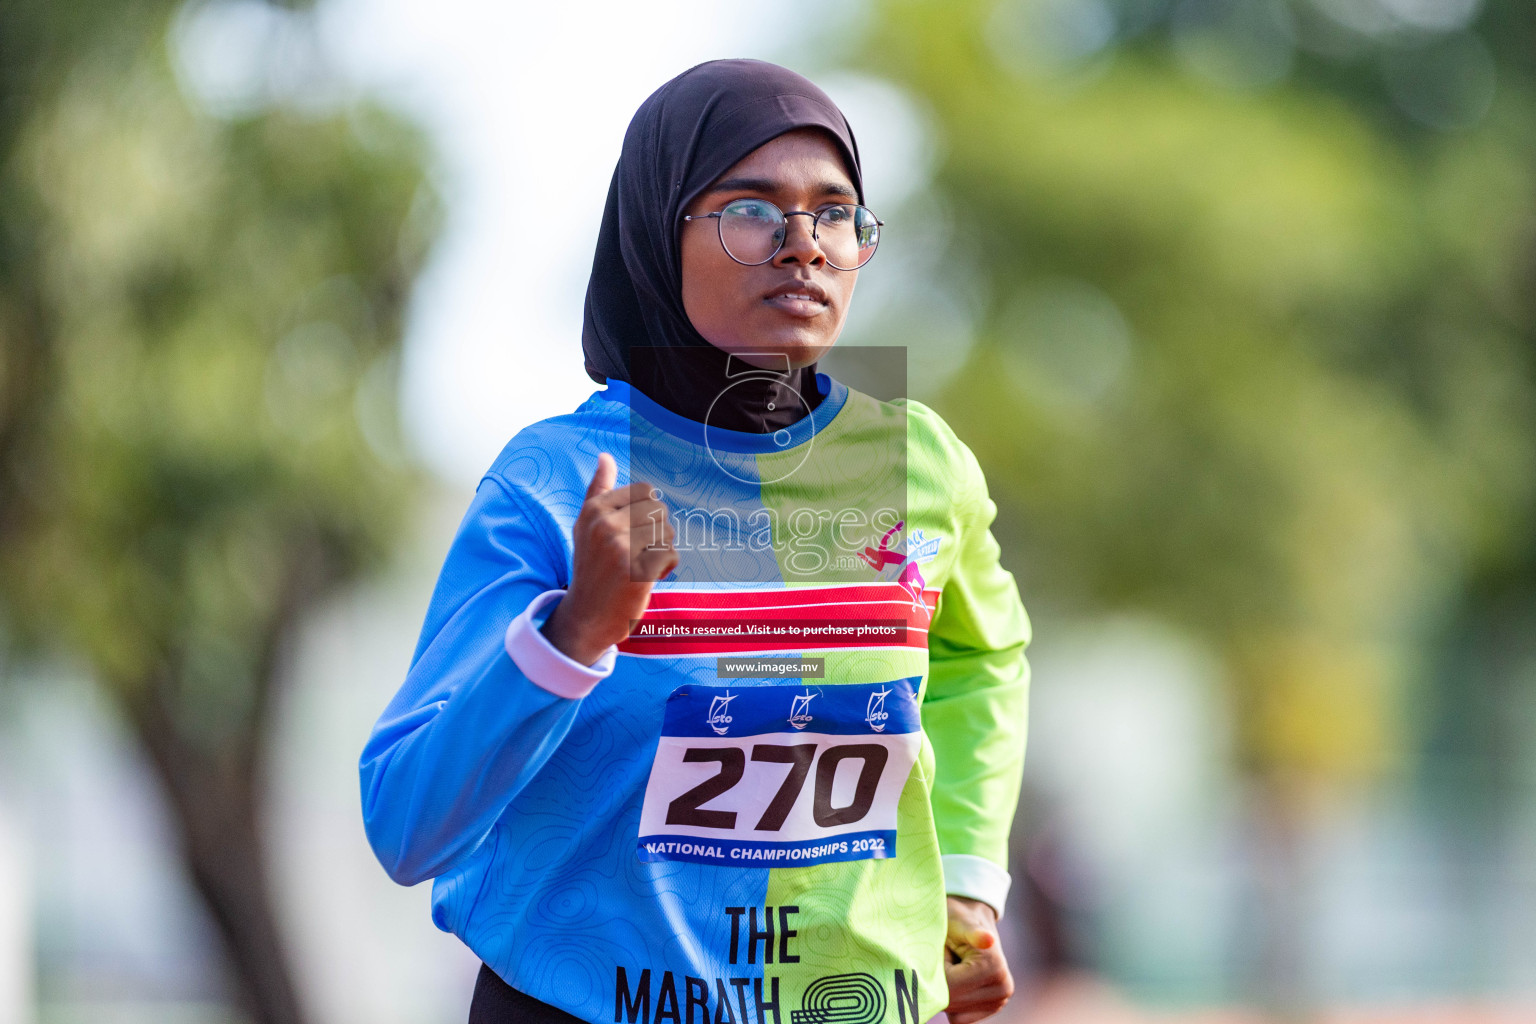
[{"xmin": 773, "ymin": 213, "xmax": 825, "ymax": 267}]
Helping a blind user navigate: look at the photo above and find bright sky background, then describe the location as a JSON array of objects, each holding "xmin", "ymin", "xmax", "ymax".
[{"xmin": 280, "ymin": 0, "xmax": 933, "ymax": 487}]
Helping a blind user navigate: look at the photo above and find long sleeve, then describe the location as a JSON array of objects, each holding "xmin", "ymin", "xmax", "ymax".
[
  {"xmin": 921, "ymin": 439, "xmax": 1032, "ymax": 916},
  {"xmin": 359, "ymin": 474, "xmax": 614, "ymax": 886}
]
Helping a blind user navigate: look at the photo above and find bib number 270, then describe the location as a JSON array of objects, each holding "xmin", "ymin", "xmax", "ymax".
[
  {"xmin": 667, "ymin": 742, "xmax": 888, "ymax": 831},
  {"xmin": 636, "ymin": 679, "xmax": 922, "ymax": 868}
]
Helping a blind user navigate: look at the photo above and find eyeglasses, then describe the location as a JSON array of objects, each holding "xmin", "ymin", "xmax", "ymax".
[{"xmin": 683, "ymin": 198, "xmax": 883, "ymax": 271}]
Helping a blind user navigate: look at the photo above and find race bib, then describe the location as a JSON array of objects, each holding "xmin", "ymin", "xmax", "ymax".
[{"xmin": 636, "ymin": 679, "xmax": 923, "ymax": 868}]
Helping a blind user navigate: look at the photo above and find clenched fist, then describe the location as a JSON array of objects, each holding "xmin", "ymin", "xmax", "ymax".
[
  {"xmin": 944, "ymin": 896, "xmax": 1014, "ymax": 1024},
  {"xmin": 540, "ymin": 452, "xmax": 678, "ymax": 666}
]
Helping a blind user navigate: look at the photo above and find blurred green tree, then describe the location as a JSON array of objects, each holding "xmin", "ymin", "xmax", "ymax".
[
  {"xmin": 855, "ymin": 0, "xmax": 1534, "ymax": 1007},
  {"xmin": 0, "ymin": 2, "xmax": 437, "ymax": 1021}
]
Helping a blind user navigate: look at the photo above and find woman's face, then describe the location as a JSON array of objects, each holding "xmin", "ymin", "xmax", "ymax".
[{"xmin": 680, "ymin": 128, "xmax": 860, "ymax": 371}]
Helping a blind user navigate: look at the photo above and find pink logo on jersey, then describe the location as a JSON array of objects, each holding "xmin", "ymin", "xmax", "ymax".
[
  {"xmin": 898, "ymin": 559, "xmax": 927, "ymax": 612},
  {"xmin": 857, "ymin": 521, "xmax": 906, "ymax": 571},
  {"xmin": 858, "ymin": 521, "xmax": 935, "ymax": 621}
]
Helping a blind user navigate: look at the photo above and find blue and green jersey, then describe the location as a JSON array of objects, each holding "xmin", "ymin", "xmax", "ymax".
[{"xmin": 360, "ymin": 374, "xmax": 1031, "ymax": 1024}]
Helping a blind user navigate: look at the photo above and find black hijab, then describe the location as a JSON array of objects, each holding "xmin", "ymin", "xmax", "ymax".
[{"xmin": 580, "ymin": 59, "xmax": 863, "ymax": 434}]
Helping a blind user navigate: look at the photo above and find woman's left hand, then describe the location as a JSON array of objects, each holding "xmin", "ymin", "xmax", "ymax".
[{"xmin": 943, "ymin": 895, "xmax": 1014, "ymax": 1024}]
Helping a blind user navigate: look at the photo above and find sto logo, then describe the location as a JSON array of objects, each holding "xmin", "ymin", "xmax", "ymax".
[{"xmin": 706, "ymin": 693, "xmax": 736, "ymax": 736}]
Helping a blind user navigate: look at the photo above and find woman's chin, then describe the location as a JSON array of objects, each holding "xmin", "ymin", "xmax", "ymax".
[{"xmin": 710, "ymin": 331, "xmax": 837, "ymax": 369}]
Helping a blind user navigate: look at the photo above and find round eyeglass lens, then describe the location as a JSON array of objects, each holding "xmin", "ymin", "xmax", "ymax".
[
  {"xmin": 717, "ymin": 199, "xmax": 785, "ymax": 265},
  {"xmin": 816, "ymin": 204, "xmax": 880, "ymax": 270},
  {"xmin": 714, "ymin": 199, "xmax": 881, "ymax": 269}
]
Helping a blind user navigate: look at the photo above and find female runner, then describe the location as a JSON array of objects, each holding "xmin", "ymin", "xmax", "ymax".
[{"xmin": 361, "ymin": 58, "xmax": 1031, "ymax": 1024}]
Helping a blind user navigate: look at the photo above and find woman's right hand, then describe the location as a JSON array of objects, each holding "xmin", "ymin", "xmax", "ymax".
[{"xmin": 540, "ymin": 452, "xmax": 677, "ymax": 666}]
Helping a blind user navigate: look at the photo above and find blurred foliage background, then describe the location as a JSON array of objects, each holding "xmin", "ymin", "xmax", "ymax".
[
  {"xmin": 842, "ymin": 0, "xmax": 1536, "ymax": 1015},
  {"xmin": 0, "ymin": 0, "xmax": 1533, "ymax": 1021},
  {"xmin": 865, "ymin": 0, "xmax": 1534, "ymax": 795},
  {"xmin": 1, "ymin": 0, "xmax": 435, "ymax": 1021}
]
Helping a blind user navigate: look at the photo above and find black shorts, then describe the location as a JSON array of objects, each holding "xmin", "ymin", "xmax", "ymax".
[{"xmin": 469, "ymin": 963, "xmax": 590, "ymax": 1024}]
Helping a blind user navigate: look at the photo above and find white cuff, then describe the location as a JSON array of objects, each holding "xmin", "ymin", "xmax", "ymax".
[
  {"xmin": 942, "ymin": 854, "xmax": 1012, "ymax": 920},
  {"xmin": 504, "ymin": 589, "xmax": 617, "ymax": 700}
]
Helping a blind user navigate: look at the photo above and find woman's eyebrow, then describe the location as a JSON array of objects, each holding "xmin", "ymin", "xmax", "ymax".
[
  {"xmin": 706, "ymin": 177, "xmax": 859, "ymax": 200},
  {"xmin": 707, "ymin": 176, "xmax": 778, "ymax": 195}
]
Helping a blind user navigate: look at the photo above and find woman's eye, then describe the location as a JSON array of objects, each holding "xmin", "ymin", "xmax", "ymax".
[
  {"xmin": 731, "ymin": 201, "xmax": 777, "ymax": 222},
  {"xmin": 821, "ymin": 206, "xmax": 851, "ymax": 224}
]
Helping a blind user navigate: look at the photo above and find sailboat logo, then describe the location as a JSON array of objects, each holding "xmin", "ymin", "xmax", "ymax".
[
  {"xmin": 707, "ymin": 693, "xmax": 737, "ymax": 736},
  {"xmin": 787, "ymin": 692, "xmax": 817, "ymax": 730},
  {"xmin": 865, "ymin": 687, "xmax": 891, "ymax": 732}
]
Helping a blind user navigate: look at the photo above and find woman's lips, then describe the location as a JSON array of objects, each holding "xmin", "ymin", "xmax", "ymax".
[{"xmin": 763, "ymin": 292, "xmax": 829, "ymax": 317}]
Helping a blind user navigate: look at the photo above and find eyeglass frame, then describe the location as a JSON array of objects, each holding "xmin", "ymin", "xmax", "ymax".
[{"xmin": 681, "ymin": 198, "xmax": 885, "ymax": 270}]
